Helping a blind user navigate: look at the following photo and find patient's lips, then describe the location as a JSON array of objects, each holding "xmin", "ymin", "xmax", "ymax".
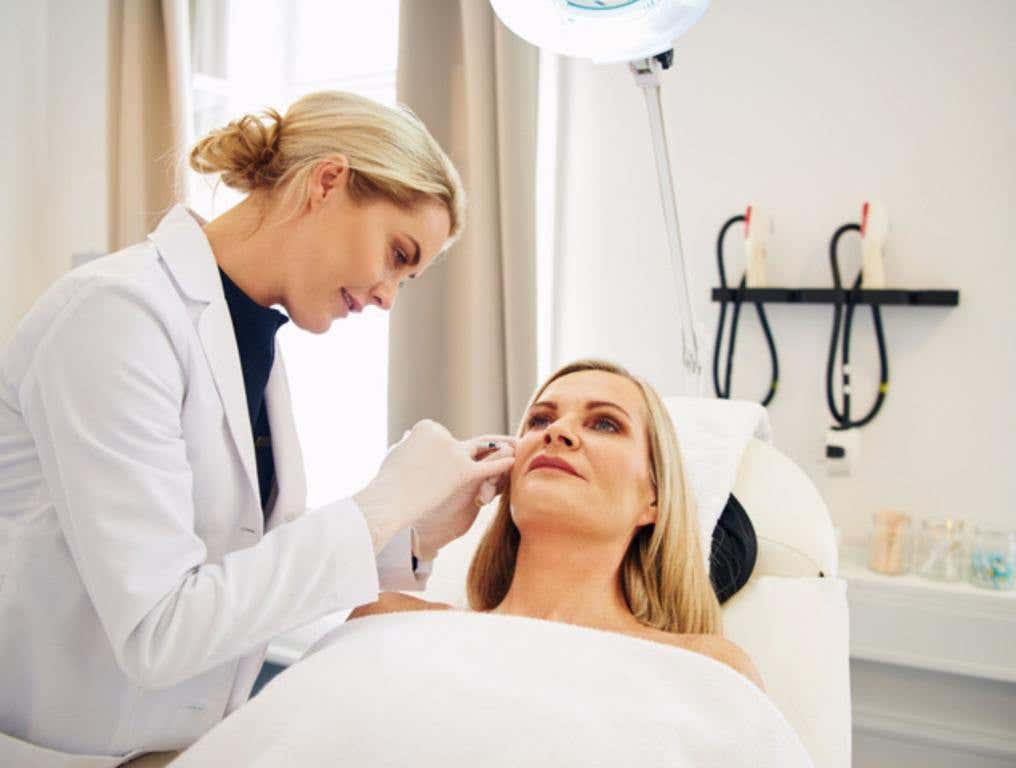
[{"xmin": 527, "ymin": 454, "xmax": 583, "ymax": 479}]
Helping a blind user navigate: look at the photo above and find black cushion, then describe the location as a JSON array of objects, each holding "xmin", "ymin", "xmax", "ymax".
[{"xmin": 709, "ymin": 494, "xmax": 757, "ymax": 604}]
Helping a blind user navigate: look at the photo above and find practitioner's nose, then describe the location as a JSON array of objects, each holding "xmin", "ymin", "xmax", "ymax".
[{"xmin": 370, "ymin": 277, "xmax": 398, "ymax": 311}]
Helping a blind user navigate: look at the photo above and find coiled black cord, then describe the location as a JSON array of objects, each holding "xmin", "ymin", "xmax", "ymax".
[
  {"xmin": 713, "ymin": 214, "xmax": 779, "ymax": 406},
  {"xmin": 826, "ymin": 223, "xmax": 889, "ymax": 429}
]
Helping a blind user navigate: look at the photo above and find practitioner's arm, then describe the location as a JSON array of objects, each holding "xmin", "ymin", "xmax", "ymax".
[{"xmin": 348, "ymin": 591, "xmax": 453, "ymax": 620}]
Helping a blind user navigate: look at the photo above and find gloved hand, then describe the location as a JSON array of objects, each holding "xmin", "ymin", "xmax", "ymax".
[
  {"xmin": 410, "ymin": 437, "xmax": 516, "ymax": 562},
  {"xmin": 352, "ymin": 419, "xmax": 516, "ymax": 557}
]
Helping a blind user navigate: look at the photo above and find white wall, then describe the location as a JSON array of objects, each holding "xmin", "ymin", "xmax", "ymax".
[
  {"xmin": 551, "ymin": 0, "xmax": 1014, "ymax": 547},
  {"xmin": 0, "ymin": 0, "xmax": 111, "ymax": 343},
  {"xmin": 4, "ymin": 2, "xmax": 1009, "ymax": 541}
]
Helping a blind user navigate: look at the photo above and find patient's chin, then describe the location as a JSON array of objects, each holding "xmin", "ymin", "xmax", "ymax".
[
  {"xmin": 510, "ymin": 491, "xmax": 606, "ymax": 540},
  {"xmin": 512, "ymin": 473, "xmax": 577, "ymax": 509},
  {"xmin": 511, "ymin": 507, "xmax": 587, "ymax": 538},
  {"xmin": 511, "ymin": 508, "xmax": 622, "ymax": 548}
]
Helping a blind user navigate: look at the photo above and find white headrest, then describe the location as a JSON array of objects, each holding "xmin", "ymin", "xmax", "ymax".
[
  {"xmin": 662, "ymin": 396, "xmax": 771, "ymax": 569},
  {"xmin": 733, "ymin": 439, "xmax": 838, "ymax": 578}
]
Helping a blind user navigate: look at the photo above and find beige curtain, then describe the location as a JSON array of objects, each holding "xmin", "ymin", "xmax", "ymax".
[
  {"xmin": 389, "ymin": 0, "xmax": 540, "ymax": 443},
  {"xmin": 107, "ymin": 0, "xmax": 192, "ymax": 250}
]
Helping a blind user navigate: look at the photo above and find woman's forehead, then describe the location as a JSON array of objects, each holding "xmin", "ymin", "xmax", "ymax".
[{"xmin": 539, "ymin": 370, "xmax": 648, "ymax": 421}]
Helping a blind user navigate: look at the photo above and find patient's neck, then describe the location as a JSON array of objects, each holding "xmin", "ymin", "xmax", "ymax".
[{"xmin": 492, "ymin": 532, "xmax": 640, "ymax": 633}]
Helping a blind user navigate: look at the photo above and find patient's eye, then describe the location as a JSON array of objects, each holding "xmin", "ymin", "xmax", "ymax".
[
  {"xmin": 526, "ymin": 413, "xmax": 551, "ymax": 429},
  {"xmin": 591, "ymin": 416, "xmax": 621, "ymax": 433}
]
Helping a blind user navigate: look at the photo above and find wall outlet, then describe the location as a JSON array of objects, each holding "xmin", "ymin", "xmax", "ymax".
[{"xmin": 826, "ymin": 427, "xmax": 861, "ymax": 475}]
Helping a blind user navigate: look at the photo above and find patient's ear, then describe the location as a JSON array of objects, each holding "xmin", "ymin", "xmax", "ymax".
[{"xmin": 636, "ymin": 497, "xmax": 658, "ymax": 527}]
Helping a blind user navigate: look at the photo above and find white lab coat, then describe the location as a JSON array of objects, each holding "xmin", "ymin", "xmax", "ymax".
[{"xmin": 0, "ymin": 205, "xmax": 425, "ymax": 767}]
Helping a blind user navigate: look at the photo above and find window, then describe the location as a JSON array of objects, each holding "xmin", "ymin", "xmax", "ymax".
[{"xmin": 188, "ymin": 0, "xmax": 399, "ymax": 506}]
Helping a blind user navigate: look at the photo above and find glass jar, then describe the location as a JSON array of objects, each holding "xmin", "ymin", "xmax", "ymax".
[
  {"xmin": 968, "ymin": 528, "xmax": 1016, "ymax": 591},
  {"xmin": 868, "ymin": 510, "xmax": 913, "ymax": 575},
  {"xmin": 915, "ymin": 518, "xmax": 966, "ymax": 581}
]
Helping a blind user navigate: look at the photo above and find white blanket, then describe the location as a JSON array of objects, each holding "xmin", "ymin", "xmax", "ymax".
[{"xmin": 170, "ymin": 611, "xmax": 813, "ymax": 767}]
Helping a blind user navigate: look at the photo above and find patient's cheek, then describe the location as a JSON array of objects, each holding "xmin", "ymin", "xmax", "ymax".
[
  {"xmin": 508, "ymin": 453, "xmax": 540, "ymax": 497},
  {"xmin": 509, "ymin": 459, "xmax": 528, "ymax": 488},
  {"xmin": 511, "ymin": 435, "xmax": 540, "ymax": 483}
]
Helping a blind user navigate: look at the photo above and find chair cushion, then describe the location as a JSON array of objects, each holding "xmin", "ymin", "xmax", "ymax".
[{"xmin": 723, "ymin": 576, "xmax": 852, "ymax": 768}]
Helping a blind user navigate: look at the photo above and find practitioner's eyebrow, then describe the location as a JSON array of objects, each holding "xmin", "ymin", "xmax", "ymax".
[{"xmin": 530, "ymin": 400, "xmax": 632, "ymax": 421}]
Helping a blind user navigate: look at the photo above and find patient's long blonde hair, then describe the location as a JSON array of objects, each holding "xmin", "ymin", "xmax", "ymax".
[{"xmin": 467, "ymin": 360, "xmax": 722, "ymax": 636}]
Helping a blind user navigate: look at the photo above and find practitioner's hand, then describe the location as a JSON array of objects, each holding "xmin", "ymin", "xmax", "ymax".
[
  {"xmin": 353, "ymin": 420, "xmax": 516, "ymax": 555},
  {"xmin": 410, "ymin": 433, "xmax": 517, "ymax": 562}
]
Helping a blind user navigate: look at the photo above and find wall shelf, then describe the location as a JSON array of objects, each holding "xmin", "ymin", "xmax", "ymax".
[
  {"xmin": 710, "ymin": 287, "xmax": 960, "ymax": 307},
  {"xmin": 839, "ymin": 546, "xmax": 1016, "ymax": 684}
]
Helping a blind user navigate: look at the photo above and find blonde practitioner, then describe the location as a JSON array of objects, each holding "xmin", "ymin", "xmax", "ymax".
[
  {"xmin": 350, "ymin": 359, "xmax": 765, "ymax": 691},
  {"xmin": 0, "ymin": 90, "xmax": 517, "ymax": 765}
]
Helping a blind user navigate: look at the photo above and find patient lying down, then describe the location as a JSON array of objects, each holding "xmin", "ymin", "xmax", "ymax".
[
  {"xmin": 167, "ymin": 361, "xmax": 803, "ymax": 768},
  {"xmin": 352, "ymin": 358, "xmax": 764, "ymax": 692}
]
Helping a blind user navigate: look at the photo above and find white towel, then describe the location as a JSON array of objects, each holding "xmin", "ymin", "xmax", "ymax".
[
  {"xmin": 663, "ymin": 397, "xmax": 771, "ymax": 570},
  {"xmin": 170, "ymin": 611, "xmax": 812, "ymax": 768}
]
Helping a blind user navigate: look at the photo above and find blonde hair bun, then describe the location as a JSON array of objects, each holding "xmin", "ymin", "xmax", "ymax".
[
  {"xmin": 187, "ymin": 91, "xmax": 464, "ymax": 244},
  {"xmin": 188, "ymin": 108, "xmax": 283, "ymax": 193}
]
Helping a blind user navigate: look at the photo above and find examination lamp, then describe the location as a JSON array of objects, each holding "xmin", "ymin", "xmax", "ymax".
[{"xmin": 489, "ymin": 0, "xmax": 712, "ymax": 382}]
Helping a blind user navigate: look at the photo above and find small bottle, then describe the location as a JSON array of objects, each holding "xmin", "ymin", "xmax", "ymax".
[
  {"xmin": 915, "ymin": 518, "xmax": 966, "ymax": 582},
  {"xmin": 968, "ymin": 528, "xmax": 1016, "ymax": 591},
  {"xmin": 868, "ymin": 509, "xmax": 912, "ymax": 575}
]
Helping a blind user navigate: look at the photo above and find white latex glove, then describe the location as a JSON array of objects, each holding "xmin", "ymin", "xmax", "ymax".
[
  {"xmin": 410, "ymin": 437, "xmax": 516, "ymax": 562},
  {"xmin": 352, "ymin": 420, "xmax": 516, "ymax": 556}
]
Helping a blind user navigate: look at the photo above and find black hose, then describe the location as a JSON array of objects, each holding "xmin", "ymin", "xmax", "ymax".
[
  {"xmin": 713, "ymin": 214, "xmax": 779, "ymax": 406},
  {"xmin": 826, "ymin": 223, "xmax": 889, "ymax": 430}
]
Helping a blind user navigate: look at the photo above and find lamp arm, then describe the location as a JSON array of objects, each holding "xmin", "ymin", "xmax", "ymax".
[{"xmin": 631, "ymin": 52, "xmax": 703, "ymax": 385}]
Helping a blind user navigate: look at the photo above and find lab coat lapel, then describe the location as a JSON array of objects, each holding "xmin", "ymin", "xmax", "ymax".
[
  {"xmin": 264, "ymin": 348, "xmax": 307, "ymax": 531},
  {"xmin": 148, "ymin": 205, "xmax": 261, "ymax": 515},
  {"xmin": 197, "ymin": 300, "xmax": 261, "ymax": 511}
]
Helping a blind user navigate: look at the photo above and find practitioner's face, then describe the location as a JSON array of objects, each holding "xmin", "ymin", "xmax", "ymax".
[
  {"xmin": 282, "ymin": 157, "xmax": 449, "ymax": 333},
  {"xmin": 510, "ymin": 370, "xmax": 658, "ymax": 542}
]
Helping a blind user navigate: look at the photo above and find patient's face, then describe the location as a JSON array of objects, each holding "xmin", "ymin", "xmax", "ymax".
[{"xmin": 510, "ymin": 370, "xmax": 657, "ymax": 543}]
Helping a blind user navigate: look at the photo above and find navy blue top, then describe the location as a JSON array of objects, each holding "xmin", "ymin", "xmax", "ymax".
[{"xmin": 219, "ymin": 268, "xmax": 289, "ymax": 515}]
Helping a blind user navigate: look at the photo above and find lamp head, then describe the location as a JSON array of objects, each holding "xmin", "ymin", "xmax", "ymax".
[{"xmin": 489, "ymin": 0, "xmax": 710, "ymax": 63}]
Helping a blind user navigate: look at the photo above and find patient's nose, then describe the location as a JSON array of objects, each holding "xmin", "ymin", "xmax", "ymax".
[{"xmin": 544, "ymin": 423, "xmax": 576, "ymax": 448}]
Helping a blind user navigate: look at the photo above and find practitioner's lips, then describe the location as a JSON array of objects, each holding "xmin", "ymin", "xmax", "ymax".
[{"xmin": 527, "ymin": 453, "xmax": 583, "ymax": 479}]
